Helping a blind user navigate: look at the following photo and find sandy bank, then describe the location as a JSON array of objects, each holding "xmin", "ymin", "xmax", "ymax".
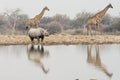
[{"xmin": 0, "ymin": 35, "xmax": 120, "ymax": 45}]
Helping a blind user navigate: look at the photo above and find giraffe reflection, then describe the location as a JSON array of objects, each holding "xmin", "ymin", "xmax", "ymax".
[
  {"xmin": 87, "ymin": 45, "xmax": 113, "ymax": 78},
  {"xmin": 27, "ymin": 45, "xmax": 49, "ymax": 74}
]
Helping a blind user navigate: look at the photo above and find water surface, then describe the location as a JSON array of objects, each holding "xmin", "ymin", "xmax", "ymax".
[{"xmin": 0, "ymin": 44, "xmax": 120, "ymax": 80}]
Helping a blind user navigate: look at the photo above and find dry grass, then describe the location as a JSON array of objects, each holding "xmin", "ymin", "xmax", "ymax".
[
  {"xmin": 0, "ymin": 35, "xmax": 120, "ymax": 45},
  {"xmin": 0, "ymin": 35, "xmax": 30, "ymax": 45}
]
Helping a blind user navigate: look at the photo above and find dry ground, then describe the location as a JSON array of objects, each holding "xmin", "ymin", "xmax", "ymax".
[{"xmin": 0, "ymin": 35, "xmax": 120, "ymax": 45}]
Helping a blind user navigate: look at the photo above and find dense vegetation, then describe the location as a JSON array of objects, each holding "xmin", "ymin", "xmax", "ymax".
[{"xmin": 0, "ymin": 9, "xmax": 120, "ymax": 35}]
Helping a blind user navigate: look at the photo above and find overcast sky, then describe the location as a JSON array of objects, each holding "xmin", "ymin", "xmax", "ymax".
[{"xmin": 0, "ymin": 0, "xmax": 120, "ymax": 19}]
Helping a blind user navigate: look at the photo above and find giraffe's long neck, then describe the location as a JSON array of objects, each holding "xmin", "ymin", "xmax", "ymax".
[
  {"xmin": 96, "ymin": 5, "xmax": 110, "ymax": 18},
  {"xmin": 36, "ymin": 8, "xmax": 46, "ymax": 20}
]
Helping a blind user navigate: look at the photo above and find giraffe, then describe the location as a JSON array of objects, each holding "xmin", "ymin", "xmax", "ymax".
[
  {"xmin": 87, "ymin": 45, "xmax": 113, "ymax": 78},
  {"xmin": 86, "ymin": 3, "xmax": 113, "ymax": 35},
  {"xmin": 26, "ymin": 6, "xmax": 49, "ymax": 29}
]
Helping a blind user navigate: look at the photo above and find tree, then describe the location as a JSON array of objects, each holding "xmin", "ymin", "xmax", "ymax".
[
  {"xmin": 3, "ymin": 8, "xmax": 28, "ymax": 34},
  {"xmin": 101, "ymin": 14, "xmax": 112, "ymax": 25},
  {"xmin": 40, "ymin": 17, "xmax": 52, "ymax": 24},
  {"xmin": 72, "ymin": 12, "xmax": 93, "ymax": 29},
  {"xmin": 52, "ymin": 14, "xmax": 72, "ymax": 30},
  {"xmin": 102, "ymin": 16, "xmax": 120, "ymax": 33},
  {"xmin": 47, "ymin": 21, "xmax": 62, "ymax": 34}
]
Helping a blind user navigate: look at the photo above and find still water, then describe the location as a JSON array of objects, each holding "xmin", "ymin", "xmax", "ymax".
[{"xmin": 0, "ymin": 44, "xmax": 120, "ymax": 80}]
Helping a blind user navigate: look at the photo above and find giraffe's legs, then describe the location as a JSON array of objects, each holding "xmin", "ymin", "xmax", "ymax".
[
  {"xmin": 97, "ymin": 23, "xmax": 101, "ymax": 35},
  {"xmin": 95, "ymin": 23, "xmax": 100, "ymax": 35},
  {"xmin": 89, "ymin": 25, "xmax": 92, "ymax": 35},
  {"xmin": 36, "ymin": 24, "xmax": 39, "ymax": 28},
  {"xmin": 98, "ymin": 23, "xmax": 102, "ymax": 35},
  {"xmin": 95, "ymin": 24, "xmax": 98, "ymax": 35},
  {"xmin": 87, "ymin": 24, "xmax": 91, "ymax": 35},
  {"xmin": 36, "ymin": 22, "xmax": 40, "ymax": 28},
  {"xmin": 87, "ymin": 25, "xmax": 89, "ymax": 35}
]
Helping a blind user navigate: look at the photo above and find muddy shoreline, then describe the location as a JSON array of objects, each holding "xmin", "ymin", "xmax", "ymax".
[{"xmin": 0, "ymin": 35, "xmax": 120, "ymax": 45}]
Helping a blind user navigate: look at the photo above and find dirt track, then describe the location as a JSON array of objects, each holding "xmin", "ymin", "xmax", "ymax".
[{"xmin": 0, "ymin": 35, "xmax": 120, "ymax": 45}]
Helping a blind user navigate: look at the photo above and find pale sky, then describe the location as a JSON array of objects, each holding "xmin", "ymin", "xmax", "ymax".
[{"xmin": 0, "ymin": 0, "xmax": 120, "ymax": 19}]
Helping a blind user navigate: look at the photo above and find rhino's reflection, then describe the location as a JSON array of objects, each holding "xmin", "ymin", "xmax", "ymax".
[
  {"xmin": 27, "ymin": 45, "xmax": 49, "ymax": 74},
  {"xmin": 87, "ymin": 45, "xmax": 113, "ymax": 78}
]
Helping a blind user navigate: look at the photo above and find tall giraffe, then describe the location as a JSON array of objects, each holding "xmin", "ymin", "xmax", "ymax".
[
  {"xmin": 26, "ymin": 6, "xmax": 49, "ymax": 29},
  {"xmin": 86, "ymin": 3, "xmax": 113, "ymax": 35}
]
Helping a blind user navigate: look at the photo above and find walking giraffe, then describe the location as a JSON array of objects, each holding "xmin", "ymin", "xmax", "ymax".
[
  {"xmin": 26, "ymin": 6, "xmax": 49, "ymax": 29},
  {"xmin": 86, "ymin": 3, "xmax": 113, "ymax": 35}
]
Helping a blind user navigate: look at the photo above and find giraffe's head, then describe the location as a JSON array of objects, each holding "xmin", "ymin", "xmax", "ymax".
[
  {"xmin": 44, "ymin": 6, "xmax": 50, "ymax": 11},
  {"xmin": 108, "ymin": 3, "xmax": 113, "ymax": 8}
]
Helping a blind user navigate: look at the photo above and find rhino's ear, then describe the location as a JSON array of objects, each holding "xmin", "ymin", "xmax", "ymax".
[{"xmin": 26, "ymin": 26, "xmax": 28, "ymax": 30}]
